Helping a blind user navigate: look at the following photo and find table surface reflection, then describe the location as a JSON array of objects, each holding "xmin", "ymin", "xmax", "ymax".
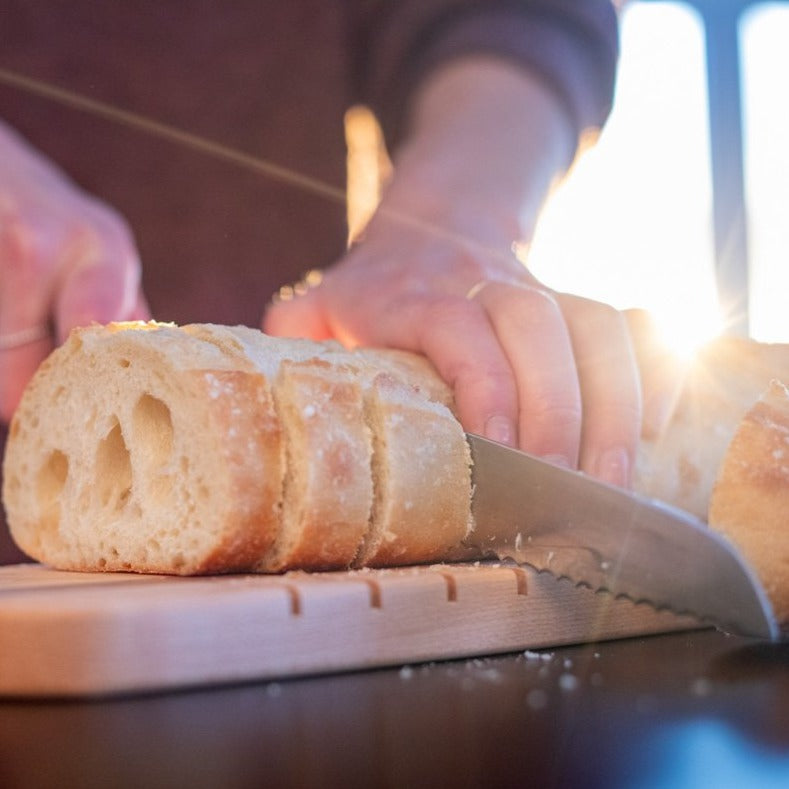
[{"xmin": 1, "ymin": 628, "xmax": 789, "ymax": 789}]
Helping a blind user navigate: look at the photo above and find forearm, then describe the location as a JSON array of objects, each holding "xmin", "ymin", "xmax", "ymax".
[{"xmin": 383, "ymin": 56, "xmax": 576, "ymax": 253}]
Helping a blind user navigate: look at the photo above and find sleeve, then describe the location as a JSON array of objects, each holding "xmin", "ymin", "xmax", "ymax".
[{"xmin": 348, "ymin": 0, "xmax": 620, "ymax": 153}]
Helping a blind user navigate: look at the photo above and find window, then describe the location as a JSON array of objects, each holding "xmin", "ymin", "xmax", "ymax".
[
  {"xmin": 741, "ymin": 3, "xmax": 789, "ymax": 342},
  {"xmin": 528, "ymin": 0, "xmax": 789, "ymax": 350}
]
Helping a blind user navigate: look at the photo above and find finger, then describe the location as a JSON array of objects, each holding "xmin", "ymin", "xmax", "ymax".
[
  {"xmin": 623, "ymin": 308, "xmax": 686, "ymax": 439},
  {"xmin": 55, "ymin": 256, "xmax": 141, "ymax": 343},
  {"xmin": 130, "ymin": 289, "xmax": 152, "ymax": 322},
  {"xmin": 478, "ymin": 283, "xmax": 582, "ymax": 466},
  {"xmin": 0, "ymin": 218, "xmax": 54, "ymax": 421},
  {"xmin": 263, "ymin": 284, "xmax": 334, "ymax": 340},
  {"xmin": 51, "ymin": 207, "xmax": 144, "ymax": 340},
  {"xmin": 414, "ymin": 296, "xmax": 520, "ymax": 447},
  {"xmin": 560, "ymin": 295, "xmax": 642, "ymax": 487},
  {"xmin": 0, "ymin": 338, "xmax": 52, "ymax": 423}
]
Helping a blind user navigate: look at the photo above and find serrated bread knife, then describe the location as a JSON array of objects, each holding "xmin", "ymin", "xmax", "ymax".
[{"xmin": 462, "ymin": 434, "xmax": 778, "ymax": 640}]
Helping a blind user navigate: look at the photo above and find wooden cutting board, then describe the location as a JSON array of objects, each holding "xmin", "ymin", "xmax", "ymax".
[{"xmin": 0, "ymin": 562, "xmax": 699, "ymax": 697}]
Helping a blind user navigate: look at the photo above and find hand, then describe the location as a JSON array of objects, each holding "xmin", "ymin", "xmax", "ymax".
[
  {"xmin": 0, "ymin": 121, "xmax": 149, "ymax": 422},
  {"xmin": 265, "ymin": 57, "xmax": 642, "ymax": 487},
  {"xmin": 264, "ymin": 204, "xmax": 641, "ymax": 487}
]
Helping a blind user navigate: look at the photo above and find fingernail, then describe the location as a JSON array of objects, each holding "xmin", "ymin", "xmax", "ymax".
[
  {"xmin": 544, "ymin": 454, "xmax": 572, "ymax": 470},
  {"xmin": 484, "ymin": 415, "xmax": 516, "ymax": 447},
  {"xmin": 594, "ymin": 447, "xmax": 631, "ymax": 488}
]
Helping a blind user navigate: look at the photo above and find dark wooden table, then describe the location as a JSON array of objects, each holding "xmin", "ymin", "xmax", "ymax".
[{"xmin": 1, "ymin": 628, "xmax": 789, "ymax": 788}]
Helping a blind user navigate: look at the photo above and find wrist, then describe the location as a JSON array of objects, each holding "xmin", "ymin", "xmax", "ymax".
[{"xmin": 391, "ymin": 56, "xmax": 575, "ymax": 242}]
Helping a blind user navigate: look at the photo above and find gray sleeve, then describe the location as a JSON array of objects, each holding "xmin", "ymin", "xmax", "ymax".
[{"xmin": 348, "ymin": 0, "xmax": 619, "ymax": 152}]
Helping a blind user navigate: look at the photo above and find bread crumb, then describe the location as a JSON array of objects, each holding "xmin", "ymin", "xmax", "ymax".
[{"xmin": 558, "ymin": 673, "xmax": 579, "ymax": 692}]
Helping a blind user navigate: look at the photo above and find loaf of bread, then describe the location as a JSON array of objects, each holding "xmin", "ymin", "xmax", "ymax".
[
  {"xmin": 634, "ymin": 336, "xmax": 789, "ymax": 519},
  {"xmin": 2, "ymin": 322, "xmax": 472, "ymax": 574},
  {"xmin": 630, "ymin": 333, "xmax": 789, "ymax": 625},
  {"xmin": 708, "ymin": 380, "xmax": 789, "ymax": 622},
  {"xmin": 5, "ymin": 318, "xmax": 789, "ymax": 621}
]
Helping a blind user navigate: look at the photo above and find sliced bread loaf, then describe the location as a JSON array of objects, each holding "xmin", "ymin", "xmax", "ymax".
[{"xmin": 2, "ymin": 321, "xmax": 473, "ymax": 574}]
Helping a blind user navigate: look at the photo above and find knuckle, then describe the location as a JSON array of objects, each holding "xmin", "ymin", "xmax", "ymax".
[
  {"xmin": 591, "ymin": 400, "xmax": 643, "ymax": 440},
  {"xmin": 528, "ymin": 397, "xmax": 583, "ymax": 431},
  {"xmin": 571, "ymin": 295, "xmax": 626, "ymax": 331},
  {"xmin": 454, "ymin": 363, "xmax": 513, "ymax": 401},
  {"xmin": 419, "ymin": 293, "xmax": 481, "ymax": 333}
]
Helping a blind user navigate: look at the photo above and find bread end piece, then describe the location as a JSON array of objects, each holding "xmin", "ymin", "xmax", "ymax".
[
  {"xmin": 708, "ymin": 380, "xmax": 789, "ymax": 623},
  {"xmin": 2, "ymin": 322, "xmax": 282, "ymax": 575}
]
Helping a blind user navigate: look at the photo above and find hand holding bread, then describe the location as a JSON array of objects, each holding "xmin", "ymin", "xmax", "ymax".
[{"xmin": 4, "ymin": 320, "xmax": 789, "ymax": 630}]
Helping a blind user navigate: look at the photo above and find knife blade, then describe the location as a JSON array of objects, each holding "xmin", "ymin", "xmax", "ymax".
[{"xmin": 463, "ymin": 433, "xmax": 778, "ymax": 640}]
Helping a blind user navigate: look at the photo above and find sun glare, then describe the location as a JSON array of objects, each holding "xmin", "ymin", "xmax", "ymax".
[
  {"xmin": 741, "ymin": 4, "xmax": 789, "ymax": 343},
  {"xmin": 527, "ymin": 2, "xmax": 726, "ymax": 358}
]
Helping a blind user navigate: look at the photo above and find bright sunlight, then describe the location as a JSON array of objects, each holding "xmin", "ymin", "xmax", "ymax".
[{"xmin": 527, "ymin": 1, "xmax": 724, "ymax": 357}]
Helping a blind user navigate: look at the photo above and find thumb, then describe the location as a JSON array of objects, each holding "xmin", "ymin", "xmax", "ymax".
[
  {"xmin": 263, "ymin": 287, "xmax": 333, "ymax": 340},
  {"xmin": 55, "ymin": 255, "xmax": 143, "ymax": 342}
]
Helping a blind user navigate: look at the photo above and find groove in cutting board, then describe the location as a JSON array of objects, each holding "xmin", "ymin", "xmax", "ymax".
[{"xmin": 0, "ymin": 562, "xmax": 700, "ymax": 697}]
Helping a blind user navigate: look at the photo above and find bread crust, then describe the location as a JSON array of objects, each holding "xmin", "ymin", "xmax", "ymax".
[
  {"xmin": 259, "ymin": 358, "xmax": 373, "ymax": 571},
  {"xmin": 3, "ymin": 324, "xmax": 284, "ymax": 574},
  {"xmin": 635, "ymin": 337, "xmax": 789, "ymax": 519},
  {"xmin": 2, "ymin": 321, "xmax": 473, "ymax": 575},
  {"xmin": 708, "ymin": 380, "xmax": 789, "ymax": 622},
  {"xmin": 354, "ymin": 373, "xmax": 472, "ymax": 567}
]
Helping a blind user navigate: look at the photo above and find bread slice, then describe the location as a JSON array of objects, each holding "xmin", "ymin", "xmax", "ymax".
[
  {"xmin": 260, "ymin": 358, "xmax": 373, "ymax": 571},
  {"xmin": 354, "ymin": 372, "xmax": 473, "ymax": 566},
  {"xmin": 2, "ymin": 322, "xmax": 283, "ymax": 574},
  {"xmin": 2, "ymin": 321, "xmax": 473, "ymax": 575},
  {"xmin": 708, "ymin": 380, "xmax": 789, "ymax": 622}
]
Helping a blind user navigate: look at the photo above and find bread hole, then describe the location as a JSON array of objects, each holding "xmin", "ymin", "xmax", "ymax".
[
  {"xmin": 95, "ymin": 419, "xmax": 133, "ymax": 512},
  {"xmin": 132, "ymin": 394, "xmax": 174, "ymax": 467},
  {"xmin": 118, "ymin": 358, "xmax": 131, "ymax": 368},
  {"xmin": 35, "ymin": 450, "xmax": 69, "ymax": 534}
]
